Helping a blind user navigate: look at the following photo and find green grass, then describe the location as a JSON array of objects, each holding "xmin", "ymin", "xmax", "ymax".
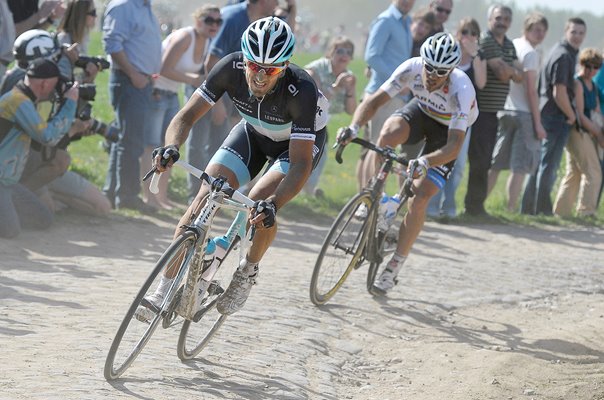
[{"xmin": 68, "ymin": 31, "xmax": 603, "ymax": 226}]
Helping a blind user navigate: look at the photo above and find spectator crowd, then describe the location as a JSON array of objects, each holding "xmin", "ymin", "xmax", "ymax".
[{"xmin": 1, "ymin": 0, "xmax": 604, "ymax": 239}]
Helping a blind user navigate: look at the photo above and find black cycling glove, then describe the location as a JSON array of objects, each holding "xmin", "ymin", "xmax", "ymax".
[
  {"xmin": 252, "ymin": 200, "xmax": 277, "ymax": 228},
  {"xmin": 152, "ymin": 144, "xmax": 180, "ymax": 167}
]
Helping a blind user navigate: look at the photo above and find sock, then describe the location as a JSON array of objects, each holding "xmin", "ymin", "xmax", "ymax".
[
  {"xmin": 240, "ymin": 258, "xmax": 259, "ymax": 278},
  {"xmin": 386, "ymin": 253, "xmax": 407, "ymax": 275},
  {"xmin": 156, "ymin": 275, "xmax": 174, "ymax": 296}
]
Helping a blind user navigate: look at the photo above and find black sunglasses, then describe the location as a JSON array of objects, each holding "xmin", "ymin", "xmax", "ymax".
[
  {"xmin": 203, "ymin": 16, "xmax": 223, "ymax": 26},
  {"xmin": 424, "ymin": 62, "xmax": 451, "ymax": 77},
  {"xmin": 87, "ymin": 9, "xmax": 97, "ymax": 17},
  {"xmin": 584, "ymin": 63, "xmax": 602, "ymax": 70},
  {"xmin": 435, "ymin": 6, "xmax": 452, "ymax": 15},
  {"xmin": 461, "ymin": 29, "xmax": 478, "ymax": 37}
]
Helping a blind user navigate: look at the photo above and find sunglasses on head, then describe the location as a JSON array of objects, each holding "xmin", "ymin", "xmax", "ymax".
[
  {"xmin": 461, "ymin": 29, "xmax": 478, "ymax": 37},
  {"xmin": 424, "ymin": 62, "xmax": 451, "ymax": 77},
  {"xmin": 435, "ymin": 6, "xmax": 452, "ymax": 15},
  {"xmin": 203, "ymin": 16, "xmax": 223, "ymax": 26},
  {"xmin": 334, "ymin": 47, "xmax": 353, "ymax": 57},
  {"xmin": 245, "ymin": 60, "xmax": 286, "ymax": 76},
  {"xmin": 87, "ymin": 9, "xmax": 97, "ymax": 17}
]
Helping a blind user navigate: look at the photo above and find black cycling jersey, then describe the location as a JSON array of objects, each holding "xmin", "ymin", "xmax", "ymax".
[{"xmin": 195, "ymin": 52, "xmax": 328, "ymax": 143}]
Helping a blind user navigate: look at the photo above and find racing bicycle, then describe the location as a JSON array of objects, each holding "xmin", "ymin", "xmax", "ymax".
[
  {"xmin": 309, "ymin": 138, "xmax": 414, "ymax": 306},
  {"xmin": 104, "ymin": 161, "xmax": 256, "ymax": 380}
]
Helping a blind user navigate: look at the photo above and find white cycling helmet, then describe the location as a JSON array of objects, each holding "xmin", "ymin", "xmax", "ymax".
[
  {"xmin": 13, "ymin": 29, "xmax": 61, "ymax": 68},
  {"xmin": 420, "ymin": 32, "xmax": 461, "ymax": 70},
  {"xmin": 241, "ymin": 17, "xmax": 295, "ymax": 65}
]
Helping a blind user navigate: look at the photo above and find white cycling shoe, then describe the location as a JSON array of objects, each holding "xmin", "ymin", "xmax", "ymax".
[
  {"xmin": 371, "ymin": 267, "xmax": 399, "ymax": 295},
  {"xmin": 216, "ymin": 265, "xmax": 258, "ymax": 315}
]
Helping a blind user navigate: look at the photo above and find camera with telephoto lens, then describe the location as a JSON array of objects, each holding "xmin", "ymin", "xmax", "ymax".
[
  {"xmin": 74, "ymin": 56, "xmax": 110, "ymax": 70},
  {"xmin": 77, "ymin": 101, "xmax": 120, "ymax": 143},
  {"xmin": 59, "ymin": 81, "xmax": 119, "ymax": 143}
]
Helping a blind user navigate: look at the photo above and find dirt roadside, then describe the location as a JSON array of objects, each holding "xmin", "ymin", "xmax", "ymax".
[{"xmin": 0, "ymin": 212, "xmax": 603, "ymax": 399}]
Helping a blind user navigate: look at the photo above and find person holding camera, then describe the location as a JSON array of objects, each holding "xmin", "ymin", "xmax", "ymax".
[
  {"xmin": 0, "ymin": 58, "xmax": 78, "ymax": 238},
  {"xmin": 57, "ymin": 0, "xmax": 101, "ymax": 83},
  {"xmin": 3, "ymin": 29, "xmax": 111, "ymax": 216}
]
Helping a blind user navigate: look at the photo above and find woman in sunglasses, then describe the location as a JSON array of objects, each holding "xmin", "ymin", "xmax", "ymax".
[
  {"xmin": 149, "ymin": 17, "xmax": 328, "ymax": 315},
  {"xmin": 337, "ymin": 32, "xmax": 478, "ymax": 295},
  {"xmin": 141, "ymin": 4, "xmax": 222, "ymax": 210},
  {"xmin": 553, "ymin": 48, "xmax": 604, "ymax": 217},
  {"xmin": 303, "ymin": 36, "xmax": 357, "ymax": 197},
  {"xmin": 57, "ymin": 0, "xmax": 99, "ymax": 82}
]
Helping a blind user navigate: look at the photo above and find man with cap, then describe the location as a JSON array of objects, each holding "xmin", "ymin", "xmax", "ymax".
[{"xmin": 0, "ymin": 58, "xmax": 79, "ymax": 238}]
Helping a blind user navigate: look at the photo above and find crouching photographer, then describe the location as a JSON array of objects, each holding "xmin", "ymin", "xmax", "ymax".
[
  {"xmin": 0, "ymin": 59, "xmax": 78, "ymax": 238},
  {"xmin": 4, "ymin": 29, "xmax": 113, "ymax": 217}
]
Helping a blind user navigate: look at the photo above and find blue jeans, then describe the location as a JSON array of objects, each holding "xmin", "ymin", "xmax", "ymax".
[
  {"xmin": 103, "ymin": 70, "xmax": 153, "ymax": 206},
  {"xmin": 0, "ymin": 183, "xmax": 53, "ymax": 238},
  {"xmin": 427, "ymin": 128, "xmax": 471, "ymax": 217},
  {"xmin": 521, "ymin": 114, "xmax": 572, "ymax": 215},
  {"xmin": 146, "ymin": 89, "xmax": 179, "ymax": 147},
  {"xmin": 184, "ymin": 85, "xmax": 229, "ymax": 201}
]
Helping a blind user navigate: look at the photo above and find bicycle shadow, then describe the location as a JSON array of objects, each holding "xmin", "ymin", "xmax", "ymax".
[
  {"xmin": 107, "ymin": 356, "xmax": 333, "ymax": 400},
  {"xmin": 331, "ymin": 296, "xmax": 604, "ymax": 365}
]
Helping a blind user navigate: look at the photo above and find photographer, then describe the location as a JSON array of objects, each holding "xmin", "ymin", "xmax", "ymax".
[
  {"xmin": 0, "ymin": 58, "xmax": 78, "ymax": 238},
  {"xmin": 3, "ymin": 29, "xmax": 112, "ymax": 216}
]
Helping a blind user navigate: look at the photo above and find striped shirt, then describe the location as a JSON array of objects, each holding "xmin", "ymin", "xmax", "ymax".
[{"xmin": 477, "ymin": 31, "xmax": 517, "ymax": 113}]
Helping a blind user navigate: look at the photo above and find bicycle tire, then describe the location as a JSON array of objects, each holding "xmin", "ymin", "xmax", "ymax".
[
  {"xmin": 176, "ymin": 236, "xmax": 241, "ymax": 360},
  {"xmin": 367, "ymin": 193, "xmax": 410, "ymax": 293},
  {"xmin": 104, "ymin": 231, "xmax": 198, "ymax": 380},
  {"xmin": 309, "ymin": 191, "xmax": 374, "ymax": 305}
]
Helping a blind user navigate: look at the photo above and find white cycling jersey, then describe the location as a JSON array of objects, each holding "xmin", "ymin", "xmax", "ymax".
[{"xmin": 380, "ymin": 57, "xmax": 478, "ymax": 131}]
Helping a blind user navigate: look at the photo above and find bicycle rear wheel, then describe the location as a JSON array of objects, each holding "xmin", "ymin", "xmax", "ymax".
[
  {"xmin": 176, "ymin": 236, "xmax": 241, "ymax": 360},
  {"xmin": 104, "ymin": 231, "xmax": 198, "ymax": 380},
  {"xmin": 310, "ymin": 192, "xmax": 374, "ymax": 305}
]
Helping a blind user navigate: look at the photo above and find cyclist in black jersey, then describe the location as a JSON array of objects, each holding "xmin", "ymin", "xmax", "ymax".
[{"xmin": 150, "ymin": 17, "xmax": 328, "ymax": 315}]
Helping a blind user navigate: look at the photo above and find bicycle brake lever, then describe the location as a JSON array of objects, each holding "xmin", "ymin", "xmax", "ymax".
[{"xmin": 142, "ymin": 167, "xmax": 157, "ymax": 182}]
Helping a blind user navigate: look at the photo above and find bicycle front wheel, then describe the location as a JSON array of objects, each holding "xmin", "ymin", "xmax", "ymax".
[
  {"xmin": 104, "ymin": 231, "xmax": 198, "ymax": 380},
  {"xmin": 176, "ymin": 236, "xmax": 241, "ymax": 360},
  {"xmin": 310, "ymin": 192, "xmax": 374, "ymax": 305}
]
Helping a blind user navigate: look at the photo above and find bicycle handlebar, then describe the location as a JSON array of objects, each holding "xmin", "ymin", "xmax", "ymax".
[
  {"xmin": 334, "ymin": 137, "xmax": 409, "ymax": 167},
  {"xmin": 148, "ymin": 161, "xmax": 256, "ymax": 208}
]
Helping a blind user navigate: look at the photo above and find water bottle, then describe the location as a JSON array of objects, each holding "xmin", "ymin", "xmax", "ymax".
[
  {"xmin": 198, "ymin": 236, "xmax": 230, "ymax": 297},
  {"xmin": 202, "ymin": 236, "xmax": 229, "ymax": 271},
  {"xmin": 378, "ymin": 193, "xmax": 401, "ymax": 232}
]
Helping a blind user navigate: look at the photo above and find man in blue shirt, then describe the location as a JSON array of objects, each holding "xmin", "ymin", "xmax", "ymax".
[
  {"xmin": 102, "ymin": 0, "xmax": 161, "ymax": 212},
  {"xmin": 358, "ymin": 0, "xmax": 415, "ymax": 190}
]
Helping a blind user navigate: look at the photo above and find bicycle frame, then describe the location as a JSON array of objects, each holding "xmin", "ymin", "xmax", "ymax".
[
  {"xmin": 335, "ymin": 138, "xmax": 412, "ymax": 266},
  {"xmin": 150, "ymin": 161, "xmax": 256, "ymax": 321}
]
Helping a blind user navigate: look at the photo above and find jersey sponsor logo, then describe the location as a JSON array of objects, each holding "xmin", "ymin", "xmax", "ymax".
[
  {"xmin": 197, "ymin": 88, "xmax": 216, "ymax": 105},
  {"xmin": 292, "ymin": 124, "xmax": 311, "ymax": 132},
  {"xmin": 291, "ymin": 132, "xmax": 316, "ymax": 141},
  {"xmin": 233, "ymin": 60, "xmax": 245, "ymax": 70},
  {"xmin": 417, "ymin": 95, "xmax": 447, "ymax": 112},
  {"xmin": 264, "ymin": 114, "xmax": 285, "ymax": 123}
]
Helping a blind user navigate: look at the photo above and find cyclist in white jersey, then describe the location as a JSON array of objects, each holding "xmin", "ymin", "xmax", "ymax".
[{"xmin": 337, "ymin": 33, "xmax": 478, "ymax": 295}]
